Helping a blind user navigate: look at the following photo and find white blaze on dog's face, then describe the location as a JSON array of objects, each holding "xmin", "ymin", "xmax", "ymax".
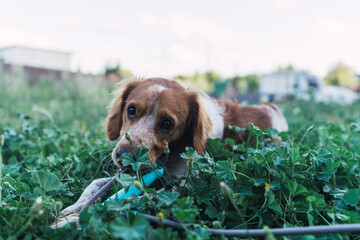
[{"xmin": 105, "ymin": 78, "xmax": 211, "ymax": 168}]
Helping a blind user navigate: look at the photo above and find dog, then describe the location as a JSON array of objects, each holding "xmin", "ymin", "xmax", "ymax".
[
  {"xmin": 107, "ymin": 77, "xmax": 288, "ymax": 178},
  {"xmin": 52, "ymin": 77, "xmax": 288, "ymax": 227}
]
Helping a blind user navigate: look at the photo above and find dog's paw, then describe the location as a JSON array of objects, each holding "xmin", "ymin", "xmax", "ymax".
[
  {"xmin": 50, "ymin": 213, "xmax": 79, "ymax": 229},
  {"xmin": 51, "ymin": 177, "xmax": 112, "ymax": 228}
]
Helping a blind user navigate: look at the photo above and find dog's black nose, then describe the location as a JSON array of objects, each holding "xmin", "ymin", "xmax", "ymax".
[{"xmin": 116, "ymin": 146, "xmax": 136, "ymax": 159}]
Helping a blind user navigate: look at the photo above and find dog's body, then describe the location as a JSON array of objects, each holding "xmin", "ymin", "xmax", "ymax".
[{"xmin": 53, "ymin": 77, "xmax": 287, "ymax": 227}]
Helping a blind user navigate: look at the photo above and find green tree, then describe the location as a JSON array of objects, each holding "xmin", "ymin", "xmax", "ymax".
[
  {"xmin": 204, "ymin": 71, "xmax": 221, "ymax": 85},
  {"xmin": 228, "ymin": 75, "xmax": 246, "ymax": 93},
  {"xmin": 228, "ymin": 74, "xmax": 260, "ymax": 94},
  {"xmin": 324, "ymin": 62, "xmax": 357, "ymax": 88},
  {"xmin": 174, "ymin": 71, "xmax": 222, "ymax": 93},
  {"xmin": 244, "ymin": 74, "xmax": 260, "ymax": 94},
  {"xmin": 105, "ymin": 63, "xmax": 132, "ymax": 79},
  {"xmin": 277, "ymin": 64, "xmax": 295, "ymax": 72}
]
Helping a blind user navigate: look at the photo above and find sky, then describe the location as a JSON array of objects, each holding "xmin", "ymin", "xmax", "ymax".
[{"xmin": 1, "ymin": 0, "xmax": 360, "ymax": 79}]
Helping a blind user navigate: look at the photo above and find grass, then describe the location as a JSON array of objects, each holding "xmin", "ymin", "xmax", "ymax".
[{"xmin": 1, "ymin": 74, "xmax": 360, "ymax": 239}]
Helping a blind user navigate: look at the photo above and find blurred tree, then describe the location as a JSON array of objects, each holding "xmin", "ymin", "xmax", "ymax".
[
  {"xmin": 105, "ymin": 63, "xmax": 132, "ymax": 80},
  {"xmin": 204, "ymin": 71, "xmax": 221, "ymax": 85},
  {"xmin": 174, "ymin": 75, "xmax": 186, "ymax": 81},
  {"xmin": 244, "ymin": 74, "xmax": 260, "ymax": 93},
  {"xmin": 174, "ymin": 71, "xmax": 222, "ymax": 92},
  {"xmin": 277, "ymin": 64, "xmax": 295, "ymax": 72},
  {"xmin": 324, "ymin": 62, "xmax": 358, "ymax": 88},
  {"xmin": 228, "ymin": 75, "xmax": 245, "ymax": 93},
  {"xmin": 228, "ymin": 74, "xmax": 260, "ymax": 94}
]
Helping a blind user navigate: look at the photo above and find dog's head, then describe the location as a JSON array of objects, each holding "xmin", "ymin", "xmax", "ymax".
[{"xmin": 106, "ymin": 77, "xmax": 211, "ymax": 168}]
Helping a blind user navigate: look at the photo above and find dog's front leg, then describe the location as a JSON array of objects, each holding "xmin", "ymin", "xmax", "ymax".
[
  {"xmin": 59, "ymin": 177, "xmax": 112, "ymax": 217},
  {"xmin": 51, "ymin": 177, "xmax": 112, "ymax": 229}
]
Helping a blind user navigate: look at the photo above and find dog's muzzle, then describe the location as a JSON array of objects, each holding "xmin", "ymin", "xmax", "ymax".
[{"xmin": 116, "ymin": 146, "xmax": 136, "ymax": 160}]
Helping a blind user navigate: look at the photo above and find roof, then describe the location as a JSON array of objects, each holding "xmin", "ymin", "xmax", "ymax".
[{"xmin": 0, "ymin": 45, "xmax": 71, "ymax": 55}]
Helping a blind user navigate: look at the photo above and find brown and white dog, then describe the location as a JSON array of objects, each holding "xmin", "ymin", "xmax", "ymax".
[
  {"xmin": 53, "ymin": 77, "xmax": 287, "ymax": 227},
  {"xmin": 106, "ymin": 77, "xmax": 288, "ymax": 178}
]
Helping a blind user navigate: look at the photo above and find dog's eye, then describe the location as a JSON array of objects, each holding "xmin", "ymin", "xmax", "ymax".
[
  {"xmin": 127, "ymin": 106, "xmax": 136, "ymax": 120},
  {"xmin": 160, "ymin": 119, "xmax": 173, "ymax": 132}
]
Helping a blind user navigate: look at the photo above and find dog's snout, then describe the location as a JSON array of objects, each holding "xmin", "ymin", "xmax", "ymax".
[{"xmin": 116, "ymin": 146, "xmax": 136, "ymax": 159}]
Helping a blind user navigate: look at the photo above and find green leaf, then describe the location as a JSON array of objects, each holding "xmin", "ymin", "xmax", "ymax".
[
  {"xmin": 172, "ymin": 197, "xmax": 199, "ymax": 222},
  {"xmin": 2, "ymin": 163, "xmax": 21, "ymax": 175},
  {"xmin": 306, "ymin": 195, "xmax": 326, "ymax": 209},
  {"xmin": 135, "ymin": 146, "xmax": 151, "ymax": 166},
  {"xmin": 318, "ymin": 157, "xmax": 340, "ymax": 181},
  {"xmin": 79, "ymin": 207, "xmax": 104, "ymax": 233},
  {"xmin": 206, "ymin": 138, "xmax": 232, "ymax": 160},
  {"xmin": 186, "ymin": 228, "xmax": 211, "ymax": 240},
  {"xmin": 180, "ymin": 147, "xmax": 214, "ymax": 170},
  {"xmin": 33, "ymin": 170, "xmax": 63, "ymax": 192},
  {"xmin": 248, "ymin": 123, "xmax": 263, "ymax": 137},
  {"xmin": 106, "ymin": 199, "xmax": 131, "ymax": 211},
  {"xmin": 118, "ymin": 173, "xmax": 134, "ymax": 188},
  {"xmin": 288, "ymin": 146, "xmax": 301, "ymax": 164},
  {"xmin": 233, "ymin": 144, "xmax": 246, "ymax": 152},
  {"xmin": 315, "ymin": 148, "xmax": 332, "ymax": 164},
  {"xmin": 266, "ymin": 191, "xmax": 283, "ymax": 214},
  {"xmin": 157, "ymin": 191, "xmax": 180, "ymax": 207},
  {"xmin": 223, "ymin": 138, "xmax": 235, "ymax": 149},
  {"xmin": 120, "ymin": 147, "xmax": 151, "ymax": 171},
  {"xmin": 325, "ymin": 157, "xmax": 340, "ymax": 173},
  {"xmin": 213, "ymin": 160, "xmax": 235, "ymax": 181},
  {"xmin": 173, "ymin": 208, "xmax": 198, "ymax": 223},
  {"xmin": 285, "ymin": 180, "xmax": 308, "ymax": 196},
  {"xmin": 228, "ymin": 125, "xmax": 246, "ymax": 134},
  {"xmin": 344, "ymin": 189, "xmax": 360, "ymax": 207},
  {"xmin": 149, "ymin": 227, "xmax": 179, "ymax": 240},
  {"xmin": 109, "ymin": 214, "xmax": 149, "ymax": 240},
  {"xmin": 205, "ymin": 204, "xmax": 221, "ymax": 218},
  {"xmin": 120, "ymin": 152, "xmax": 136, "ymax": 167}
]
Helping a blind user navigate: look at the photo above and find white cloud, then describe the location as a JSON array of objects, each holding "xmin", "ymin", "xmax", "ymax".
[
  {"xmin": 307, "ymin": 18, "xmax": 344, "ymax": 40},
  {"xmin": 140, "ymin": 13, "xmax": 158, "ymax": 28},
  {"xmin": 58, "ymin": 15, "xmax": 78, "ymax": 24},
  {"xmin": 94, "ymin": 22, "xmax": 127, "ymax": 34},
  {"xmin": 141, "ymin": 14, "xmax": 243, "ymax": 47},
  {"xmin": 148, "ymin": 47, "xmax": 161, "ymax": 57},
  {"xmin": 168, "ymin": 42, "xmax": 199, "ymax": 61},
  {"xmin": 274, "ymin": 0, "xmax": 296, "ymax": 8},
  {"xmin": 0, "ymin": 18, "xmax": 52, "ymax": 48}
]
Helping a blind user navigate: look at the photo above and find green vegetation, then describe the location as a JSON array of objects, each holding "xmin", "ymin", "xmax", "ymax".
[
  {"xmin": 324, "ymin": 62, "xmax": 358, "ymax": 89},
  {"xmin": 174, "ymin": 71, "xmax": 262, "ymax": 95},
  {"xmin": 105, "ymin": 63, "xmax": 133, "ymax": 80},
  {"xmin": 1, "ymin": 75, "xmax": 360, "ymax": 239}
]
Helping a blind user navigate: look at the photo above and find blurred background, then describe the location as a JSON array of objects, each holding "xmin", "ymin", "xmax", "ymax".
[{"xmin": 1, "ymin": 0, "xmax": 360, "ymax": 131}]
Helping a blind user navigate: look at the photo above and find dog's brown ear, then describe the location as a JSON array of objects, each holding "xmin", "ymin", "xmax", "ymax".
[
  {"xmin": 186, "ymin": 92, "xmax": 212, "ymax": 155},
  {"xmin": 105, "ymin": 82, "xmax": 137, "ymax": 141}
]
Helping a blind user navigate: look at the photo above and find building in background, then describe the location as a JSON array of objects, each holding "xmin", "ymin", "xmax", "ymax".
[
  {"xmin": 0, "ymin": 46, "xmax": 71, "ymax": 71},
  {"xmin": 0, "ymin": 45, "xmax": 102, "ymax": 84},
  {"xmin": 0, "ymin": 46, "xmax": 71, "ymax": 84},
  {"xmin": 259, "ymin": 72, "xmax": 319, "ymax": 101},
  {"xmin": 260, "ymin": 71, "xmax": 358, "ymax": 104}
]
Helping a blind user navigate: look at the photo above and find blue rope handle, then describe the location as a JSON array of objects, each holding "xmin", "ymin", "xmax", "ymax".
[{"xmin": 103, "ymin": 166, "xmax": 164, "ymax": 203}]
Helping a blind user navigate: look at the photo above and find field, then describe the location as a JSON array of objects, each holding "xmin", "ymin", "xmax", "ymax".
[{"xmin": 1, "ymin": 76, "xmax": 360, "ymax": 239}]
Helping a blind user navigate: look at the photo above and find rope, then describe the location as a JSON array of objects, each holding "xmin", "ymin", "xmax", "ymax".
[{"xmin": 120, "ymin": 213, "xmax": 360, "ymax": 237}]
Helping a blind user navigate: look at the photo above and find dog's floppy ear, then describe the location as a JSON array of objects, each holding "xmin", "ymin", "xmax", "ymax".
[
  {"xmin": 105, "ymin": 81, "xmax": 137, "ymax": 141},
  {"xmin": 186, "ymin": 92, "xmax": 212, "ymax": 155}
]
